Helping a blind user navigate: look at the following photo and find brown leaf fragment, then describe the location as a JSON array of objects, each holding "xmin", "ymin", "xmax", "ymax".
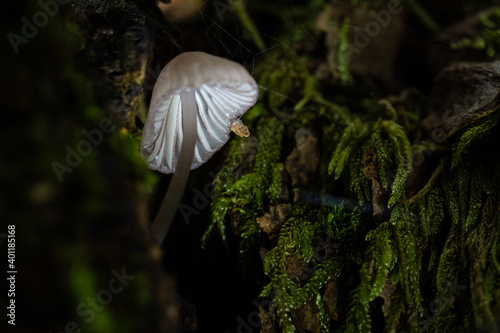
[
  {"xmin": 380, "ymin": 277, "xmax": 398, "ymax": 317},
  {"xmin": 322, "ymin": 277, "xmax": 340, "ymax": 322},
  {"xmin": 257, "ymin": 204, "xmax": 292, "ymax": 239},
  {"xmin": 362, "ymin": 148, "xmax": 390, "ymax": 223},
  {"xmin": 259, "ymin": 301, "xmax": 277, "ymax": 333},
  {"xmin": 285, "ymin": 253, "xmax": 309, "ymax": 285},
  {"xmin": 285, "ymin": 127, "xmax": 320, "ymax": 187},
  {"xmin": 291, "ymin": 298, "xmax": 321, "ymax": 332}
]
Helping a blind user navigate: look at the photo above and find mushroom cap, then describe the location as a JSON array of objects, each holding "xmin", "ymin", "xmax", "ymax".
[{"xmin": 141, "ymin": 51, "xmax": 258, "ymax": 174}]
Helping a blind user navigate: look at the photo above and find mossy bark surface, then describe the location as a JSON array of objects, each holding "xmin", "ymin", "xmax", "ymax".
[{"xmin": 3, "ymin": 1, "xmax": 183, "ymax": 332}]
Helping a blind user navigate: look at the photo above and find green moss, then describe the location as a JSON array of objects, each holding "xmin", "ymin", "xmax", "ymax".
[
  {"xmin": 230, "ymin": 0, "xmax": 265, "ymax": 50},
  {"xmin": 401, "ymin": 0, "xmax": 440, "ymax": 33},
  {"xmin": 345, "ymin": 223, "xmax": 397, "ymax": 332},
  {"xmin": 255, "ymin": 46, "xmax": 309, "ymax": 110},
  {"xmin": 260, "ymin": 205, "xmax": 348, "ymax": 332},
  {"xmin": 199, "ymin": 2, "xmax": 500, "ymax": 332},
  {"xmin": 66, "ymin": 248, "xmax": 98, "ymax": 305},
  {"xmin": 408, "ymin": 109, "xmax": 500, "ymax": 332},
  {"xmin": 201, "ymin": 116, "xmax": 285, "ymax": 249},
  {"xmin": 452, "ymin": 108, "xmax": 500, "ymax": 169},
  {"xmin": 451, "ymin": 7, "xmax": 500, "ymax": 58},
  {"xmin": 330, "ymin": 17, "xmax": 353, "ymax": 85},
  {"xmin": 109, "ymin": 129, "xmax": 159, "ymax": 192},
  {"xmin": 328, "ymin": 117, "xmax": 412, "ymax": 205}
]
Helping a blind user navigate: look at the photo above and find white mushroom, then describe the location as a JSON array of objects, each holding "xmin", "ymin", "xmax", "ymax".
[{"xmin": 142, "ymin": 51, "xmax": 258, "ymax": 245}]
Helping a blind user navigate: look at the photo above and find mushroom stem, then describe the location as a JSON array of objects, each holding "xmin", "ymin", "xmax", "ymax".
[{"xmin": 151, "ymin": 89, "xmax": 197, "ymax": 245}]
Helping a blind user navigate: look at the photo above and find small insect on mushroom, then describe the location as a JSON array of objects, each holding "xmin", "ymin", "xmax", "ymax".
[
  {"xmin": 231, "ymin": 118, "xmax": 250, "ymax": 137},
  {"xmin": 141, "ymin": 51, "xmax": 259, "ymax": 245}
]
